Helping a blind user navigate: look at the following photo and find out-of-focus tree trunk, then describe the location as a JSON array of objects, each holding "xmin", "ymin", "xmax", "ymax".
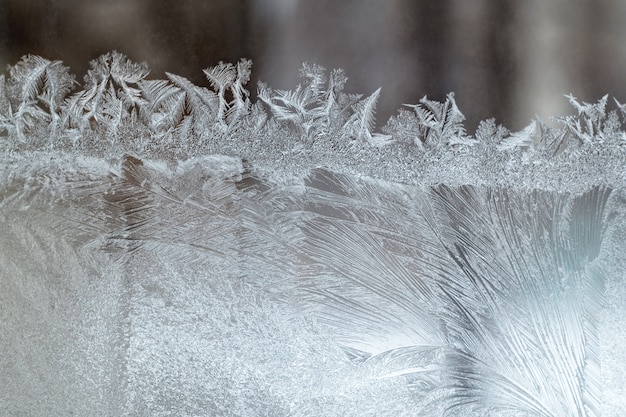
[
  {"xmin": 484, "ymin": 0, "xmax": 517, "ymax": 128},
  {"xmin": 409, "ymin": 0, "xmax": 451, "ymax": 102}
]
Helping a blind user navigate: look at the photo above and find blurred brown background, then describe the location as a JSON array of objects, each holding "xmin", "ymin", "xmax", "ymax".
[{"xmin": 1, "ymin": 0, "xmax": 625, "ymax": 130}]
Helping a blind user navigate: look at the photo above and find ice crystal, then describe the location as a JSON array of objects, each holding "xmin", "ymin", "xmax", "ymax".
[{"xmin": 1, "ymin": 53, "xmax": 625, "ymax": 416}]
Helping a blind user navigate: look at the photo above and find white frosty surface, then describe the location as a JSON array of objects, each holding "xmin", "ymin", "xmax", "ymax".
[
  {"xmin": 1, "ymin": 52, "xmax": 625, "ymax": 415},
  {"xmin": 1, "ymin": 150, "xmax": 624, "ymax": 416}
]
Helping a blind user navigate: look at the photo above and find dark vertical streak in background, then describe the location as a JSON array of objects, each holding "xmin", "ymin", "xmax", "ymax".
[
  {"xmin": 412, "ymin": 0, "xmax": 451, "ymax": 102},
  {"xmin": 0, "ymin": 1, "xmax": 6, "ymax": 67},
  {"xmin": 485, "ymin": 0, "xmax": 517, "ymax": 128}
]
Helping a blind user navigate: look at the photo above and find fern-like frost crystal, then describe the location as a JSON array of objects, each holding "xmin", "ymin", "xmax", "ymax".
[{"xmin": 1, "ymin": 53, "xmax": 624, "ymax": 416}]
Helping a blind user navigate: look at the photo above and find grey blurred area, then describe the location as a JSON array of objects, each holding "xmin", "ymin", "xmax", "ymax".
[{"xmin": 1, "ymin": 0, "xmax": 626, "ymax": 130}]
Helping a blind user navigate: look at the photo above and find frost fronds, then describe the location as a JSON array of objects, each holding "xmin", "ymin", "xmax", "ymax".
[
  {"xmin": 344, "ymin": 87, "xmax": 380, "ymax": 140},
  {"xmin": 203, "ymin": 61, "xmax": 236, "ymax": 125},
  {"xmin": 7, "ymin": 55, "xmax": 75, "ymax": 115},
  {"xmin": 202, "ymin": 58, "xmax": 252, "ymax": 128},
  {"xmin": 140, "ymin": 73, "xmax": 218, "ymax": 144},
  {"xmin": 426, "ymin": 185, "xmax": 610, "ymax": 416},
  {"xmin": 258, "ymin": 62, "xmax": 352, "ymax": 139},
  {"xmin": 473, "ymin": 118, "xmax": 509, "ymax": 145},
  {"xmin": 382, "ymin": 109, "xmax": 424, "ymax": 149},
  {"xmin": 0, "ymin": 52, "xmax": 624, "ymax": 188},
  {"xmin": 343, "ymin": 87, "xmax": 393, "ymax": 146},
  {"xmin": 229, "ymin": 58, "xmax": 253, "ymax": 124},
  {"xmin": 497, "ymin": 120, "xmax": 536, "ymax": 151},
  {"xmin": 64, "ymin": 51, "xmax": 148, "ymax": 134},
  {"xmin": 284, "ymin": 169, "xmax": 612, "ymax": 416},
  {"xmin": 403, "ymin": 93, "xmax": 474, "ymax": 147},
  {"xmin": 4, "ymin": 55, "xmax": 76, "ymax": 140},
  {"xmin": 1, "ymin": 52, "xmax": 624, "ymax": 417},
  {"xmin": 553, "ymin": 94, "xmax": 626, "ymax": 147}
]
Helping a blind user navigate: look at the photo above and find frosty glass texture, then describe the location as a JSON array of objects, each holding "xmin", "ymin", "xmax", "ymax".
[{"xmin": 1, "ymin": 54, "xmax": 625, "ymax": 416}]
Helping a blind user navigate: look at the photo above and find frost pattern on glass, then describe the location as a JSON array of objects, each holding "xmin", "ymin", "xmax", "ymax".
[{"xmin": 1, "ymin": 53, "xmax": 625, "ymax": 416}]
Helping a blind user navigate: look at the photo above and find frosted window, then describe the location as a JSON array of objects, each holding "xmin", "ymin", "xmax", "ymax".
[{"xmin": 1, "ymin": 53, "xmax": 625, "ymax": 416}]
